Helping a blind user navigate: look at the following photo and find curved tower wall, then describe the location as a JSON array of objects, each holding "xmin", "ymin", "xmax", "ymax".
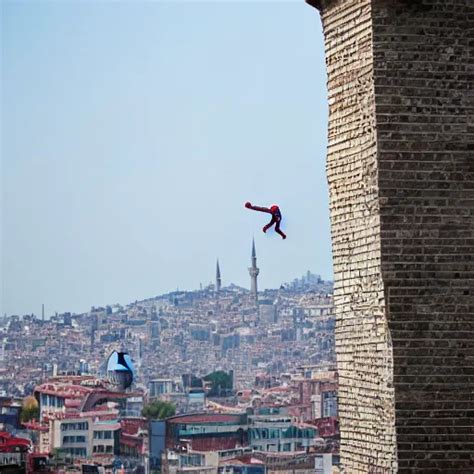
[{"xmin": 309, "ymin": 0, "xmax": 474, "ymax": 471}]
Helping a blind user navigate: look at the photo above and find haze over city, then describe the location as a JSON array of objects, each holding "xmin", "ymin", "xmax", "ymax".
[
  {"xmin": 2, "ymin": 1, "xmax": 330, "ymax": 317},
  {"xmin": 2, "ymin": 0, "xmax": 471, "ymax": 471}
]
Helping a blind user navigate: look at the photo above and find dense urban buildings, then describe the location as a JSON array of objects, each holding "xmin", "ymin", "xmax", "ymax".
[{"xmin": 1, "ymin": 246, "xmax": 338, "ymax": 473}]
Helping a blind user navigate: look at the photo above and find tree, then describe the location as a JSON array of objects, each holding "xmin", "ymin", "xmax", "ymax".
[
  {"xmin": 190, "ymin": 376, "xmax": 203, "ymax": 388},
  {"xmin": 142, "ymin": 400, "xmax": 175, "ymax": 420},
  {"xmin": 203, "ymin": 371, "xmax": 233, "ymax": 397},
  {"xmin": 21, "ymin": 395, "xmax": 40, "ymax": 422}
]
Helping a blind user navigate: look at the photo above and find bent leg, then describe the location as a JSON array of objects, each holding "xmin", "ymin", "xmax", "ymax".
[
  {"xmin": 275, "ymin": 220, "xmax": 286, "ymax": 239},
  {"xmin": 263, "ymin": 217, "xmax": 276, "ymax": 233}
]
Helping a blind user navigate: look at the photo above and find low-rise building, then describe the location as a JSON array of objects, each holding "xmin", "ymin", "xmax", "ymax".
[
  {"xmin": 33, "ymin": 376, "xmax": 142, "ymax": 467},
  {"xmin": 248, "ymin": 409, "xmax": 319, "ymax": 453},
  {"xmin": 166, "ymin": 413, "xmax": 248, "ymax": 452}
]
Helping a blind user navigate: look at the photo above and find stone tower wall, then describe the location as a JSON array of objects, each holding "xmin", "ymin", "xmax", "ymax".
[
  {"xmin": 310, "ymin": 0, "xmax": 474, "ymax": 471},
  {"xmin": 320, "ymin": 0, "xmax": 398, "ymax": 470},
  {"xmin": 373, "ymin": 0, "xmax": 474, "ymax": 471}
]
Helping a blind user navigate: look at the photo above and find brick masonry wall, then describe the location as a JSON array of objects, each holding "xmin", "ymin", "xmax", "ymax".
[
  {"xmin": 310, "ymin": 0, "xmax": 474, "ymax": 471},
  {"xmin": 373, "ymin": 0, "xmax": 474, "ymax": 471}
]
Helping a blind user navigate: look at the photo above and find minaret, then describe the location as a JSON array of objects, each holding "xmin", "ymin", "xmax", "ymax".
[
  {"xmin": 248, "ymin": 238, "xmax": 260, "ymax": 303},
  {"xmin": 216, "ymin": 259, "xmax": 222, "ymax": 292}
]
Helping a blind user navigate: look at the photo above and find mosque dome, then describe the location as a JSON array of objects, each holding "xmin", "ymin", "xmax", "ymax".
[{"xmin": 106, "ymin": 351, "xmax": 135, "ymax": 390}]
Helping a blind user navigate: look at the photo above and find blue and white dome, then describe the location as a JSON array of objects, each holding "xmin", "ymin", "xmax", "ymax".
[{"xmin": 106, "ymin": 351, "xmax": 135, "ymax": 390}]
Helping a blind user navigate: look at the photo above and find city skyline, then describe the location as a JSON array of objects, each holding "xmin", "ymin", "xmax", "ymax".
[
  {"xmin": 2, "ymin": 2, "xmax": 330, "ymax": 316},
  {"xmin": 0, "ymin": 269, "xmax": 337, "ymax": 471},
  {"xmin": 5, "ymin": 251, "xmax": 330, "ymax": 319}
]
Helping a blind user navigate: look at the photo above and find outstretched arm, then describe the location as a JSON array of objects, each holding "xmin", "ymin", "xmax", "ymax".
[{"xmin": 245, "ymin": 202, "xmax": 272, "ymax": 214}]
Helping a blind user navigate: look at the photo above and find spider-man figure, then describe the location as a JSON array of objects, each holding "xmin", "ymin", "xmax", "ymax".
[{"xmin": 245, "ymin": 202, "xmax": 287, "ymax": 239}]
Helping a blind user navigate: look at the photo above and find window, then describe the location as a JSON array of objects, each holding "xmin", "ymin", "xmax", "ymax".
[
  {"xmin": 63, "ymin": 435, "xmax": 86, "ymax": 444},
  {"xmin": 322, "ymin": 391, "xmax": 338, "ymax": 417},
  {"xmin": 65, "ymin": 448, "xmax": 86, "ymax": 457},
  {"xmin": 61, "ymin": 422, "xmax": 89, "ymax": 431},
  {"xmin": 93, "ymin": 430, "xmax": 113, "ymax": 440},
  {"xmin": 181, "ymin": 454, "xmax": 203, "ymax": 467}
]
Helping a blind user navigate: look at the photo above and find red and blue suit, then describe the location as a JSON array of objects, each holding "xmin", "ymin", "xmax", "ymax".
[{"xmin": 245, "ymin": 202, "xmax": 287, "ymax": 239}]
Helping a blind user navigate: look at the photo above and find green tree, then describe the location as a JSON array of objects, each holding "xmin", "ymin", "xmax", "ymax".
[
  {"xmin": 142, "ymin": 400, "xmax": 176, "ymax": 420},
  {"xmin": 20, "ymin": 395, "xmax": 40, "ymax": 422},
  {"xmin": 190, "ymin": 376, "xmax": 203, "ymax": 388},
  {"xmin": 203, "ymin": 370, "xmax": 233, "ymax": 397}
]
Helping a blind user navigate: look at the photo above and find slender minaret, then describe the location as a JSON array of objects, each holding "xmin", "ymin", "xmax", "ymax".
[
  {"xmin": 216, "ymin": 259, "xmax": 222, "ymax": 292},
  {"xmin": 42, "ymin": 304, "xmax": 45, "ymax": 322},
  {"xmin": 248, "ymin": 238, "xmax": 260, "ymax": 303}
]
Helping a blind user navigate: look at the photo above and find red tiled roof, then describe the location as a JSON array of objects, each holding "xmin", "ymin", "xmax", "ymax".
[
  {"xmin": 168, "ymin": 413, "xmax": 242, "ymax": 424},
  {"xmin": 35, "ymin": 382, "xmax": 93, "ymax": 399},
  {"xmin": 21, "ymin": 421, "xmax": 48, "ymax": 432},
  {"xmin": 265, "ymin": 386, "xmax": 292, "ymax": 393},
  {"xmin": 221, "ymin": 456, "xmax": 265, "ymax": 466},
  {"xmin": 0, "ymin": 432, "xmax": 31, "ymax": 452}
]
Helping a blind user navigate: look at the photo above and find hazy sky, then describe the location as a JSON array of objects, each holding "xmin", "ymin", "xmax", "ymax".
[{"xmin": 1, "ymin": 1, "xmax": 329, "ymax": 317}]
